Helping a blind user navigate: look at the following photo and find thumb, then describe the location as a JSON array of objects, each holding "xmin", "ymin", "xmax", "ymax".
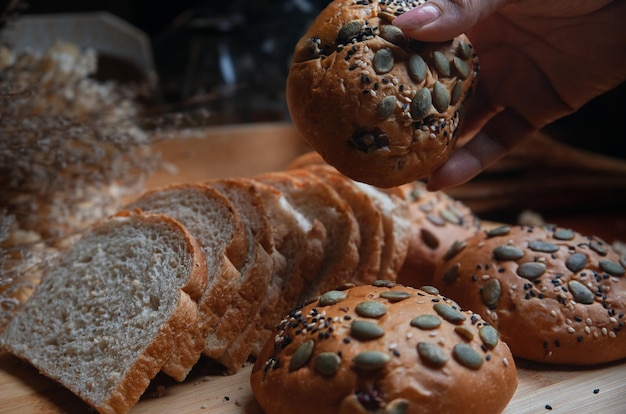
[{"xmin": 392, "ymin": 0, "xmax": 513, "ymax": 42}]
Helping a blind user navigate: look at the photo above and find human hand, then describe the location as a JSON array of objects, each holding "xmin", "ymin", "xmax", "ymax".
[{"xmin": 393, "ymin": 0, "xmax": 626, "ymax": 190}]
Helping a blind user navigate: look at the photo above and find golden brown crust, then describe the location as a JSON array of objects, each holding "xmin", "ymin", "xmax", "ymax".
[
  {"xmin": 433, "ymin": 225, "xmax": 626, "ymax": 365},
  {"xmin": 251, "ymin": 283, "xmax": 517, "ymax": 414},
  {"xmin": 397, "ymin": 180, "xmax": 481, "ymax": 287},
  {"xmin": 286, "ymin": 0, "xmax": 479, "ymax": 188}
]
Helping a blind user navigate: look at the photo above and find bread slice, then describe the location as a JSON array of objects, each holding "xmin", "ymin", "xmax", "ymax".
[
  {"xmin": 297, "ymin": 164, "xmax": 385, "ymax": 284},
  {"xmin": 258, "ymin": 169, "xmax": 361, "ymax": 303},
  {"xmin": 0, "ymin": 211, "xmax": 207, "ymax": 414},
  {"xmin": 352, "ymin": 181, "xmax": 411, "ymax": 280},
  {"xmin": 217, "ymin": 179, "xmax": 326, "ymax": 368},
  {"xmin": 288, "ymin": 152, "xmax": 410, "ymax": 281},
  {"xmin": 126, "ymin": 183, "xmax": 245, "ymax": 380},
  {"xmin": 201, "ymin": 178, "xmax": 275, "ymax": 365}
]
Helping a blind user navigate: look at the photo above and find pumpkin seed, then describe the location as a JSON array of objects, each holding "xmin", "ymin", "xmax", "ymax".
[
  {"xmin": 351, "ymin": 320, "xmax": 385, "ymax": 340},
  {"xmin": 376, "ymin": 95, "xmax": 397, "ymax": 119},
  {"xmin": 487, "ymin": 225, "xmax": 511, "ymax": 238},
  {"xmin": 450, "ymin": 80, "xmax": 463, "ymax": 105},
  {"xmin": 318, "ymin": 290, "xmax": 347, "ymax": 306},
  {"xmin": 355, "ymin": 301, "xmax": 388, "ymax": 318},
  {"xmin": 565, "ymin": 253, "xmax": 587, "ymax": 273},
  {"xmin": 419, "ymin": 285, "xmax": 440, "ymax": 295},
  {"xmin": 517, "ymin": 262, "xmax": 547, "ymax": 280},
  {"xmin": 421, "ymin": 228, "xmax": 440, "ymax": 249},
  {"xmin": 427, "ymin": 213, "xmax": 445, "ymax": 226},
  {"xmin": 481, "ymin": 278, "xmax": 501, "ymax": 306},
  {"xmin": 410, "ymin": 314, "xmax": 441, "ymax": 330},
  {"xmin": 314, "ymin": 352, "xmax": 341, "ymax": 376},
  {"xmin": 553, "ymin": 228, "xmax": 574, "ymax": 240},
  {"xmin": 443, "ymin": 241, "xmax": 467, "ymax": 261},
  {"xmin": 568, "ymin": 280, "xmax": 595, "ymax": 304},
  {"xmin": 410, "ymin": 87, "xmax": 432, "ymax": 121},
  {"xmin": 353, "ymin": 351, "xmax": 391, "ymax": 370},
  {"xmin": 453, "ymin": 343, "xmax": 483, "ymax": 369},
  {"xmin": 417, "ymin": 342, "xmax": 448, "ymax": 366},
  {"xmin": 493, "ymin": 245, "xmax": 525, "ymax": 261},
  {"xmin": 454, "ymin": 325, "xmax": 475, "ymax": 340},
  {"xmin": 440, "ymin": 207, "xmax": 461, "ymax": 225},
  {"xmin": 433, "ymin": 303, "xmax": 466, "ymax": 324},
  {"xmin": 479, "ymin": 325, "xmax": 499, "ymax": 349},
  {"xmin": 528, "ymin": 241, "xmax": 559, "ymax": 253},
  {"xmin": 442, "ymin": 263, "xmax": 460, "ymax": 284},
  {"xmin": 380, "ymin": 290, "xmax": 412, "ymax": 301},
  {"xmin": 452, "ymin": 56, "xmax": 470, "ymax": 79},
  {"xmin": 289, "ymin": 340, "xmax": 314, "ymax": 371},
  {"xmin": 385, "ymin": 398, "xmax": 410, "ymax": 414},
  {"xmin": 433, "ymin": 51, "xmax": 450, "ymax": 76},
  {"xmin": 457, "ymin": 40, "xmax": 472, "ymax": 60},
  {"xmin": 590, "ymin": 240, "xmax": 607, "ymax": 256},
  {"xmin": 338, "ymin": 20, "xmax": 362, "ymax": 44},
  {"xmin": 620, "ymin": 253, "xmax": 626, "ymax": 270},
  {"xmin": 380, "ymin": 25, "xmax": 405, "ymax": 46},
  {"xmin": 599, "ymin": 259, "xmax": 625, "ymax": 276},
  {"xmin": 373, "ymin": 48, "xmax": 395, "ymax": 74},
  {"xmin": 373, "ymin": 279, "xmax": 396, "ymax": 288},
  {"xmin": 432, "ymin": 81, "xmax": 450, "ymax": 113},
  {"xmin": 408, "ymin": 54, "xmax": 427, "ymax": 83}
]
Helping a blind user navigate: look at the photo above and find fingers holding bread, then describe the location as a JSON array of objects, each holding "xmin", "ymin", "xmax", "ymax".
[{"xmin": 287, "ymin": 0, "xmax": 479, "ymax": 187}]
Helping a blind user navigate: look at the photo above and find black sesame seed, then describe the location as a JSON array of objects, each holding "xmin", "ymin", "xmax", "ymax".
[{"xmin": 545, "ymin": 404, "xmax": 553, "ymax": 410}]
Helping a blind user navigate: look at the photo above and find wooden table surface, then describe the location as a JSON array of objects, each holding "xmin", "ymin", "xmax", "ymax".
[{"xmin": 1, "ymin": 123, "xmax": 624, "ymax": 414}]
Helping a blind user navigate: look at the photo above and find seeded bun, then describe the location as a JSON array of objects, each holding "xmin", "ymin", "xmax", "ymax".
[
  {"xmin": 250, "ymin": 282, "xmax": 517, "ymax": 414},
  {"xmin": 286, "ymin": 0, "xmax": 479, "ymax": 188},
  {"xmin": 433, "ymin": 225, "xmax": 626, "ymax": 365},
  {"xmin": 397, "ymin": 180, "xmax": 481, "ymax": 286}
]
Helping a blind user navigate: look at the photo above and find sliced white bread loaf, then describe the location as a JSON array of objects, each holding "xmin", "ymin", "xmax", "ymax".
[
  {"xmin": 0, "ymin": 211, "xmax": 208, "ymax": 414},
  {"xmin": 218, "ymin": 178, "xmax": 326, "ymax": 368},
  {"xmin": 126, "ymin": 183, "xmax": 245, "ymax": 380},
  {"xmin": 201, "ymin": 178, "xmax": 275, "ymax": 365}
]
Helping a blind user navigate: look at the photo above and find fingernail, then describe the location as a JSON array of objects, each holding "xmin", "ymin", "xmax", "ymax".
[{"xmin": 393, "ymin": 4, "xmax": 441, "ymax": 28}]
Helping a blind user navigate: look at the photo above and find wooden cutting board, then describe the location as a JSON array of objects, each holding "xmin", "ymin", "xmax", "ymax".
[
  {"xmin": 1, "ymin": 124, "xmax": 625, "ymax": 413},
  {"xmin": 0, "ymin": 351, "xmax": 624, "ymax": 413}
]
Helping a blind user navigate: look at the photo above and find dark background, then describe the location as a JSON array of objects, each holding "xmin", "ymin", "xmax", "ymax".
[{"xmin": 2, "ymin": 0, "xmax": 625, "ymax": 157}]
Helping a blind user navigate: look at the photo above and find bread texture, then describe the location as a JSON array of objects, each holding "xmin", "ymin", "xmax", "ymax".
[
  {"xmin": 397, "ymin": 179, "xmax": 481, "ymax": 286},
  {"xmin": 202, "ymin": 178, "xmax": 275, "ymax": 366},
  {"xmin": 126, "ymin": 183, "xmax": 246, "ymax": 379},
  {"xmin": 251, "ymin": 282, "xmax": 517, "ymax": 414},
  {"xmin": 433, "ymin": 225, "xmax": 626, "ymax": 365},
  {"xmin": 286, "ymin": 0, "xmax": 479, "ymax": 187},
  {"xmin": 0, "ymin": 211, "xmax": 208, "ymax": 414}
]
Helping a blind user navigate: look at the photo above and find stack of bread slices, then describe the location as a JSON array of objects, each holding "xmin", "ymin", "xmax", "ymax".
[{"xmin": 3, "ymin": 153, "xmax": 477, "ymax": 414}]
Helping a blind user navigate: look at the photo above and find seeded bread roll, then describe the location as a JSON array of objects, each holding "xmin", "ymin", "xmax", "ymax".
[
  {"xmin": 251, "ymin": 282, "xmax": 517, "ymax": 414},
  {"xmin": 397, "ymin": 180, "xmax": 481, "ymax": 287},
  {"xmin": 286, "ymin": 0, "xmax": 479, "ymax": 188},
  {"xmin": 433, "ymin": 225, "xmax": 626, "ymax": 365}
]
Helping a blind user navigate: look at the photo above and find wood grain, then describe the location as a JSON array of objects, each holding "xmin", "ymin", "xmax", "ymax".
[{"xmin": 1, "ymin": 351, "xmax": 624, "ymax": 414}]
